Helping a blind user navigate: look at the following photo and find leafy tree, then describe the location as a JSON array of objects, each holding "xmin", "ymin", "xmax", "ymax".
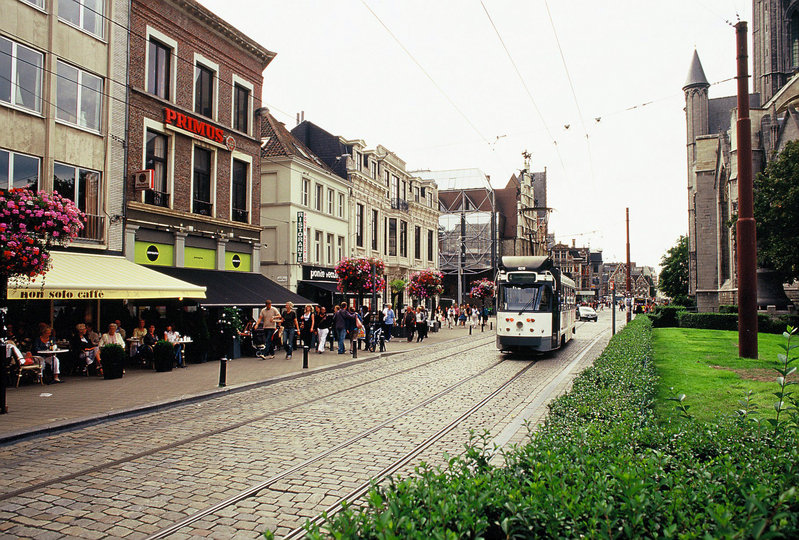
[
  {"xmin": 754, "ymin": 140, "xmax": 799, "ymax": 281},
  {"xmin": 659, "ymin": 235, "xmax": 689, "ymax": 300}
]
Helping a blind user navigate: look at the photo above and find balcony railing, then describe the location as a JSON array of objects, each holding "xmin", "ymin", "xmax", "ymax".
[
  {"xmin": 77, "ymin": 213, "xmax": 105, "ymax": 242},
  {"xmin": 231, "ymin": 208, "xmax": 249, "ymax": 223},
  {"xmin": 144, "ymin": 189, "xmax": 170, "ymax": 208},
  {"xmin": 193, "ymin": 200, "xmax": 213, "ymax": 216},
  {"xmin": 390, "ymin": 198, "xmax": 409, "ymax": 212}
]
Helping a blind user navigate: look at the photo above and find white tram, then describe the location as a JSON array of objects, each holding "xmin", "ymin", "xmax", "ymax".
[{"xmin": 495, "ymin": 256, "xmax": 576, "ymax": 353}]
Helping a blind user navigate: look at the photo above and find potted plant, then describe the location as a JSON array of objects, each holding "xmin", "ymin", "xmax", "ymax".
[
  {"xmin": 153, "ymin": 340, "xmax": 175, "ymax": 372},
  {"xmin": 99, "ymin": 344, "xmax": 125, "ymax": 379},
  {"xmin": 218, "ymin": 307, "xmax": 243, "ymax": 359}
]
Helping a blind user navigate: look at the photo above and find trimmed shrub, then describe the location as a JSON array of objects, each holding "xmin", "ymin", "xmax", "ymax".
[
  {"xmin": 99, "ymin": 344, "xmax": 125, "ymax": 379},
  {"xmin": 719, "ymin": 304, "xmax": 738, "ymax": 313},
  {"xmin": 677, "ymin": 311, "xmax": 738, "ymax": 330},
  {"xmin": 153, "ymin": 340, "xmax": 174, "ymax": 372},
  {"xmin": 294, "ymin": 317, "xmax": 799, "ymax": 539},
  {"xmin": 649, "ymin": 305, "xmax": 686, "ymax": 327}
]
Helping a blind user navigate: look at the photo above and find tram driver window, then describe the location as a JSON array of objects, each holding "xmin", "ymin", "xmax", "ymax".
[{"xmin": 538, "ymin": 286, "xmax": 551, "ymax": 311}]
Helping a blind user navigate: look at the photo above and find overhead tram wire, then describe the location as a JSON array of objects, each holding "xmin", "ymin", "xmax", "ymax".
[
  {"xmin": 478, "ymin": 0, "xmax": 568, "ymax": 174},
  {"xmin": 358, "ymin": 0, "xmax": 492, "ymax": 147},
  {"xmin": 543, "ymin": 0, "xmax": 597, "ymax": 197}
]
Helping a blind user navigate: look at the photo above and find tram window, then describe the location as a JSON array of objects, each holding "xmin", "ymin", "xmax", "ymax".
[
  {"xmin": 539, "ymin": 287, "xmax": 551, "ymax": 311},
  {"xmin": 500, "ymin": 284, "xmax": 553, "ymax": 312}
]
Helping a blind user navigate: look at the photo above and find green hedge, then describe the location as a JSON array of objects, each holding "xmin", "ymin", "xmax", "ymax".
[
  {"xmin": 649, "ymin": 305, "xmax": 686, "ymax": 327},
  {"xmin": 294, "ymin": 317, "xmax": 799, "ymax": 539},
  {"xmin": 677, "ymin": 311, "xmax": 738, "ymax": 330},
  {"xmin": 719, "ymin": 304, "xmax": 738, "ymax": 313}
]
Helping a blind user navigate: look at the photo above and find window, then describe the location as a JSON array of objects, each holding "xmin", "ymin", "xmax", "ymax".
[
  {"xmin": 192, "ymin": 147, "xmax": 212, "ymax": 215},
  {"xmin": 356, "ymin": 203, "xmax": 364, "ymax": 247},
  {"xmin": 399, "ymin": 220, "xmax": 407, "ymax": 257},
  {"xmin": 59, "ymin": 0, "xmax": 104, "ymax": 38},
  {"xmin": 314, "ymin": 231, "xmax": 322, "ymax": 263},
  {"xmin": 369, "ymin": 159, "xmax": 376, "ymax": 178},
  {"xmin": 194, "ymin": 63, "xmax": 214, "ymax": 118},
  {"xmin": 401, "ymin": 180, "xmax": 407, "ymax": 201},
  {"xmin": 0, "ymin": 37, "xmax": 43, "ymax": 113},
  {"xmin": 338, "ymin": 193, "xmax": 344, "ymax": 217},
  {"xmin": 147, "ymin": 39, "xmax": 171, "ymax": 100},
  {"xmin": 145, "ymin": 130, "xmax": 169, "ymax": 207},
  {"xmin": 0, "ymin": 149, "xmax": 39, "ymax": 190},
  {"xmin": 21, "ymin": 0, "xmax": 45, "ymax": 8},
  {"xmin": 353, "ymin": 150, "xmax": 361, "ymax": 171},
  {"xmin": 384, "ymin": 217, "xmax": 388, "ymax": 254},
  {"xmin": 414, "ymin": 187, "xmax": 420, "ymax": 203},
  {"xmin": 337, "ymin": 236, "xmax": 344, "ymax": 261},
  {"xmin": 56, "ymin": 61, "xmax": 102, "ymax": 131},
  {"xmin": 390, "ymin": 174, "xmax": 399, "ymax": 200},
  {"xmin": 414, "ymin": 226, "xmax": 421, "ymax": 259},
  {"xmin": 233, "ymin": 83, "xmax": 249, "ymax": 133},
  {"xmin": 371, "ymin": 209, "xmax": 378, "ymax": 251},
  {"xmin": 231, "ymin": 159, "xmax": 248, "ymax": 223},
  {"xmin": 792, "ymin": 11, "xmax": 799, "ymax": 68},
  {"xmin": 388, "ymin": 218, "xmax": 397, "ymax": 256},
  {"xmin": 327, "ymin": 188, "xmax": 334, "ymax": 214},
  {"xmin": 428, "ymin": 229, "xmax": 434, "ymax": 261},
  {"xmin": 314, "ymin": 183, "xmax": 322, "ymax": 211},
  {"xmin": 53, "ymin": 162, "xmax": 101, "ymax": 240},
  {"xmin": 302, "ymin": 178, "xmax": 309, "ymax": 206},
  {"xmin": 326, "ymin": 233, "xmax": 333, "ymax": 264}
]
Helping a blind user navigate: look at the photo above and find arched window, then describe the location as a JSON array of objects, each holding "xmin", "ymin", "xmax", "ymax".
[{"xmin": 790, "ymin": 10, "xmax": 799, "ymax": 68}]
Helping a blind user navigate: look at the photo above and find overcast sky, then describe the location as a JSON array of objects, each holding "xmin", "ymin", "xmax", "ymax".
[{"xmin": 200, "ymin": 0, "xmax": 750, "ymax": 269}]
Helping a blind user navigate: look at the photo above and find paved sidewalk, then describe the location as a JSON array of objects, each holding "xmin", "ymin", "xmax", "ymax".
[{"xmin": 1, "ymin": 323, "xmax": 494, "ymax": 442}]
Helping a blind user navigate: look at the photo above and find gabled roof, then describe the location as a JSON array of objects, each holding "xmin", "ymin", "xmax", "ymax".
[
  {"xmin": 260, "ymin": 113, "xmax": 337, "ymax": 176},
  {"xmin": 290, "ymin": 121, "xmax": 351, "ymax": 179},
  {"xmin": 683, "ymin": 49, "xmax": 709, "ymax": 90}
]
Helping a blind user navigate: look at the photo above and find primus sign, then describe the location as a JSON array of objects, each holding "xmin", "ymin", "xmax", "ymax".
[{"xmin": 164, "ymin": 107, "xmax": 224, "ymax": 144}]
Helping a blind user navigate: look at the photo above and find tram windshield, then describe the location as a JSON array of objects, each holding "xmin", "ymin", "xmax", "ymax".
[{"xmin": 498, "ymin": 284, "xmax": 552, "ymax": 312}]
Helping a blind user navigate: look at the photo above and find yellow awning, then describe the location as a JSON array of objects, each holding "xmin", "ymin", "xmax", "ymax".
[{"xmin": 6, "ymin": 251, "xmax": 206, "ymax": 300}]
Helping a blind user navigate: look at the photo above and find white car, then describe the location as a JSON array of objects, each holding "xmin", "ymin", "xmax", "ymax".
[{"xmin": 578, "ymin": 306, "xmax": 597, "ymax": 322}]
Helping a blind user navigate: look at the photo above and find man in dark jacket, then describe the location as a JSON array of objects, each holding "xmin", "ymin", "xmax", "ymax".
[{"xmin": 333, "ymin": 302, "xmax": 354, "ymax": 354}]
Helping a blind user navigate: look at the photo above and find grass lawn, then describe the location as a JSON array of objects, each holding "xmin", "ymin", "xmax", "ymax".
[{"xmin": 652, "ymin": 327, "xmax": 794, "ymax": 422}]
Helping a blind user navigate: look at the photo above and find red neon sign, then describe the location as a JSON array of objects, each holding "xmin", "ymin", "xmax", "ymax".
[{"xmin": 164, "ymin": 107, "xmax": 224, "ymax": 144}]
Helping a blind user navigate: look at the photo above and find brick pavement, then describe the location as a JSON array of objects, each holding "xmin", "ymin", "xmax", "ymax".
[{"xmin": 1, "ymin": 323, "xmax": 492, "ymax": 441}]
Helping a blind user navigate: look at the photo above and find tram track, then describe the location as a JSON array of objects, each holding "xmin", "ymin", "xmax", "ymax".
[
  {"xmin": 0, "ymin": 334, "xmax": 496, "ymax": 502},
  {"xmin": 147, "ymin": 329, "xmax": 607, "ymax": 539}
]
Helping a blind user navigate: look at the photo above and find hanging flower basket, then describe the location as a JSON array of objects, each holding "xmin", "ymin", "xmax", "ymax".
[
  {"xmin": 469, "ymin": 278, "xmax": 496, "ymax": 299},
  {"xmin": 407, "ymin": 269, "xmax": 444, "ymax": 299},
  {"xmin": 335, "ymin": 257, "xmax": 386, "ymax": 294}
]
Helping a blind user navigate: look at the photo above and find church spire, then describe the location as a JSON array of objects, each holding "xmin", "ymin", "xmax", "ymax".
[{"xmin": 683, "ymin": 49, "xmax": 710, "ymax": 90}]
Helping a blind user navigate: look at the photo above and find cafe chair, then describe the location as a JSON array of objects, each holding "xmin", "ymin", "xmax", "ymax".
[{"xmin": 16, "ymin": 355, "xmax": 45, "ymax": 387}]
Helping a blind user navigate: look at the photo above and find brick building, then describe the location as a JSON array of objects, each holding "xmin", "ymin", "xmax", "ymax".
[{"xmin": 124, "ymin": 0, "xmax": 275, "ymax": 277}]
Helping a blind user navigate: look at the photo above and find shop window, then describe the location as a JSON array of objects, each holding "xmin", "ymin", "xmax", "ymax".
[
  {"xmin": 233, "ymin": 83, "xmax": 249, "ymax": 133},
  {"xmin": 0, "ymin": 36, "xmax": 43, "ymax": 114},
  {"xmin": 56, "ymin": 60, "xmax": 102, "ymax": 131},
  {"xmin": 53, "ymin": 162, "xmax": 102, "ymax": 241},
  {"xmin": 147, "ymin": 38, "xmax": 171, "ymax": 100},
  {"xmin": 0, "ymin": 149, "xmax": 39, "ymax": 191},
  {"xmin": 231, "ymin": 159, "xmax": 248, "ymax": 223},
  {"xmin": 194, "ymin": 63, "xmax": 214, "ymax": 118},
  {"xmin": 192, "ymin": 147, "xmax": 213, "ymax": 216},
  {"xmin": 145, "ymin": 130, "xmax": 169, "ymax": 207},
  {"xmin": 59, "ymin": 0, "xmax": 104, "ymax": 38}
]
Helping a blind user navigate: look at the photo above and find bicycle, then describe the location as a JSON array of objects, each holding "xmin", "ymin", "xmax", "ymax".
[{"xmin": 367, "ymin": 324, "xmax": 385, "ymax": 353}]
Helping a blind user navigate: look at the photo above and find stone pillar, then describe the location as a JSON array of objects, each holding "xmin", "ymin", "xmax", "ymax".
[
  {"xmin": 216, "ymin": 237, "xmax": 228, "ymax": 270},
  {"xmin": 251, "ymin": 242, "xmax": 261, "ymax": 273},
  {"xmin": 174, "ymin": 231, "xmax": 188, "ymax": 267},
  {"xmin": 124, "ymin": 224, "xmax": 139, "ymax": 261}
]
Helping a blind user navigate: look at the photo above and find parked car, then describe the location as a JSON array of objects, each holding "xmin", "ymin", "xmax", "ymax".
[{"xmin": 578, "ymin": 306, "xmax": 597, "ymax": 322}]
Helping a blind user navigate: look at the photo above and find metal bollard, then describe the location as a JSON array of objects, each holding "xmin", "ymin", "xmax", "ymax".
[
  {"xmin": 303, "ymin": 346, "xmax": 309, "ymax": 369},
  {"xmin": 481, "ymin": 323, "xmax": 485, "ymax": 332},
  {"xmin": 218, "ymin": 356, "xmax": 227, "ymax": 387},
  {"xmin": 351, "ymin": 339, "xmax": 357, "ymax": 358},
  {"xmin": 469, "ymin": 325, "xmax": 472, "ymax": 335},
  {"xmin": 490, "ymin": 321, "xmax": 493, "ymax": 330}
]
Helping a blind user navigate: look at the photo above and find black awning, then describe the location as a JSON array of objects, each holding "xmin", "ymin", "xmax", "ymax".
[
  {"xmin": 299, "ymin": 280, "xmax": 340, "ymax": 293},
  {"xmin": 152, "ymin": 267, "xmax": 314, "ymax": 307}
]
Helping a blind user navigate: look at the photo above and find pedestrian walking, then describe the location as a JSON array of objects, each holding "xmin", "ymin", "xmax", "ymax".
[
  {"xmin": 383, "ymin": 304, "xmax": 395, "ymax": 342},
  {"xmin": 404, "ymin": 307, "xmax": 416, "ymax": 342},
  {"xmin": 255, "ymin": 299, "xmax": 282, "ymax": 358},
  {"xmin": 281, "ymin": 302, "xmax": 299, "ymax": 359},
  {"xmin": 316, "ymin": 307, "xmax": 331, "ymax": 354},
  {"xmin": 299, "ymin": 304, "xmax": 316, "ymax": 350},
  {"xmin": 334, "ymin": 302, "xmax": 354, "ymax": 354},
  {"xmin": 447, "ymin": 306, "xmax": 455, "ymax": 329}
]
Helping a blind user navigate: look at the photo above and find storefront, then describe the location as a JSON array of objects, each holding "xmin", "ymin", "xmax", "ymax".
[{"xmin": 297, "ymin": 265, "xmax": 342, "ymax": 308}]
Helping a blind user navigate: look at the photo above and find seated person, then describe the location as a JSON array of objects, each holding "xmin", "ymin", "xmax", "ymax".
[
  {"xmin": 99, "ymin": 322, "xmax": 125, "ymax": 348},
  {"xmin": 164, "ymin": 324, "xmax": 185, "ymax": 368},
  {"xmin": 136, "ymin": 324, "xmax": 158, "ymax": 367},
  {"xmin": 114, "ymin": 319, "xmax": 127, "ymax": 340},
  {"xmin": 86, "ymin": 324, "xmax": 100, "ymax": 346},
  {"xmin": 71, "ymin": 323, "xmax": 103, "ymax": 375},
  {"xmin": 32, "ymin": 325, "xmax": 62, "ymax": 383},
  {"xmin": 131, "ymin": 319, "xmax": 147, "ymax": 340}
]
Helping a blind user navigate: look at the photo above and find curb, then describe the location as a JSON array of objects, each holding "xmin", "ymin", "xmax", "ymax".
[{"xmin": 0, "ymin": 333, "xmax": 481, "ymax": 445}]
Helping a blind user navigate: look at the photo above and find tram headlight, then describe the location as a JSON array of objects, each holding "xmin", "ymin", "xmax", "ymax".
[{"xmin": 516, "ymin": 321, "xmax": 524, "ymax": 330}]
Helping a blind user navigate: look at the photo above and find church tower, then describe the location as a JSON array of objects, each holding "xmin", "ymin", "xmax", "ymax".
[
  {"xmin": 683, "ymin": 50, "xmax": 710, "ymax": 184},
  {"xmin": 753, "ymin": 0, "xmax": 799, "ymax": 104}
]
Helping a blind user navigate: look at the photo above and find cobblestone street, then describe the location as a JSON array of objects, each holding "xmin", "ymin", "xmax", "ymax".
[{"xmin": 0, "ymin": 314, "xmax": 621, "ymax": 539}]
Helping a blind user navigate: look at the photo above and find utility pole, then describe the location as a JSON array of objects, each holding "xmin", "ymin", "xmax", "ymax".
[
  {"xmin": 626, "ymin": 207, "xmax": 632, "ymax": 323},
  {"xmin": 458, "ymin": 191, "xmax": 465, "ymax": 306},
  {"xmin": 735, "ymin": 21, "xmax": 758, "ymax": 359}
]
